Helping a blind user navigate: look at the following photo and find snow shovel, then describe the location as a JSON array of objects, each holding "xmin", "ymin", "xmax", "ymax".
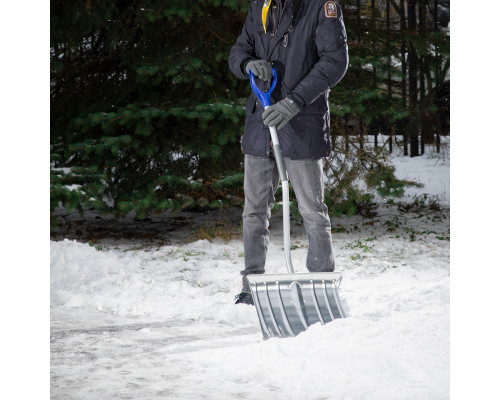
[{"xmin": 246, "ymin": 69, "xmax": 350, "ymax": 339}]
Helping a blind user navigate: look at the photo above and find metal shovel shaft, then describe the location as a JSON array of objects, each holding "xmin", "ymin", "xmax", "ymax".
[{"xmin": 266, "ymin": 116, "xmax": 294, "ymax": 274}]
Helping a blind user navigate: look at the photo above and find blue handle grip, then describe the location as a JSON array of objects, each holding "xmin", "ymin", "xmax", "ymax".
[{"xmin": 249, "ymin": 68, "xmax": 277, "ymax": 108}]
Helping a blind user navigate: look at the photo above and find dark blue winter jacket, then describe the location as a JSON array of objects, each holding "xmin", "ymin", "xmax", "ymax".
[{"xmin": 229, "ymin": 0, "xmax": 348, "ymax": 159}]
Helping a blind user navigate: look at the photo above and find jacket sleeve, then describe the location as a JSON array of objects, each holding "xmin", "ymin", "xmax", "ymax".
[
  {"xmin": 290, "ymin": 1, "xmax": 348, "ymax": 106},
  {"xmin": 229, "ymin": 3, "xmax": 257, "ymax": 80}
]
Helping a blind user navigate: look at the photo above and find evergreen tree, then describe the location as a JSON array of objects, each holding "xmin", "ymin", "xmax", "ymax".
[{"xmin": 51, "ymin": 0, "xmax": 250, "ymax": 218}]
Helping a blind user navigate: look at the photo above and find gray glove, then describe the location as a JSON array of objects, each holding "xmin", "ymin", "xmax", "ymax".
[
  {"xmin": 245, "ymin": 59, "xmax": 272, "ymax": 81},
  {"xmin": 262, "ymin": 97, "xmax": 302, "ymax": 130}
]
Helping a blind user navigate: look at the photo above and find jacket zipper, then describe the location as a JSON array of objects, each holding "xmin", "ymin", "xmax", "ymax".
[{"xmin": 270, "ymin": 3, "xmax": 278, "ymax": 41}]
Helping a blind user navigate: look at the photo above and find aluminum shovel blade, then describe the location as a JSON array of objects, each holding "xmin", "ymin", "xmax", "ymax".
[{"xmin": 247, "ymin": 272, "xmax": 350, "ymax": 339}]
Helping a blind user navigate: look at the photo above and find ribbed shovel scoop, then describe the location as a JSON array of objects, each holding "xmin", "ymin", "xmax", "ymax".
[{"xmin": 247, "ymin": 272, "xmax": 350, "ymax": 339}]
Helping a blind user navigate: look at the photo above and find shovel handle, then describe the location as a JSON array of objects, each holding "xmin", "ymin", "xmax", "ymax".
[
  {"xmin": 249, "ymin": 68, "xmax": 286, "ymax": 183},
  {"xmin": 249, "ymin": 68, "xmax": 277, "ymax": 108}
]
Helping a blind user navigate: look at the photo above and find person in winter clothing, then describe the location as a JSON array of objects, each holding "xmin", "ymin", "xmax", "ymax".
[{"xmin": 229, "ymin": 0, "xmax": 348, "ymax": 305}]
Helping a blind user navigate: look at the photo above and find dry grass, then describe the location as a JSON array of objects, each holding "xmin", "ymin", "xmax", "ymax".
[{"xmin": 191, "ymin": 220, "xmax": 237, "ymax": 243}]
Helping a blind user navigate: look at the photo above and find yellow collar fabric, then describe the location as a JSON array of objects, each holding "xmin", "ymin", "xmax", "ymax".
[{"xmin": 262, "ymin": 0, "xmax": 272, "ymax": 34}]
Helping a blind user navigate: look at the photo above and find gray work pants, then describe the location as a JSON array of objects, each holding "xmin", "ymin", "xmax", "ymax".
[{"xmin": 241, "ymin": 154, "xmax": 335, "ymax": 293}]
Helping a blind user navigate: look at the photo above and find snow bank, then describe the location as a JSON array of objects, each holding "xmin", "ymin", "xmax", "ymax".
[
  {"xmin": 51, "ymin": 239, "xmax": 256, "ymax": 326},
  {"xmin": 51, "ymin": 213, "xmax": 450, "ymax": 400}
]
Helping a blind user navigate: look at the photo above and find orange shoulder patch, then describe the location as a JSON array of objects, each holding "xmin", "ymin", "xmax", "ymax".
[{"xmin": 324, "ymin": 1, "xmax": 338, "ymax": 18}]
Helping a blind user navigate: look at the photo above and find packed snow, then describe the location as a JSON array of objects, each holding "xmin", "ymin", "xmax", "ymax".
[{"xmin": 51, "ymin": 146, "xmax": 450, "ymax": 400}]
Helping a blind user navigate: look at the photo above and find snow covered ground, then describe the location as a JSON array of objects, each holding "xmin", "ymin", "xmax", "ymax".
[
  {"xmin": 51, "ymin": 146, "xmax": 450, "ymax": 400},
  {"xmin": 388, "ymin": 137, "xmax": 450, "ymax": 206}
]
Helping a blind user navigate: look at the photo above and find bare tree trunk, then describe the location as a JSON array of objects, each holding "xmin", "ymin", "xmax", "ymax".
[
  {"xmin": 407, "ymin": 0, "xmax": 419, "ymax": 157},
  {"xmin": 419, "ymin": 0, "xmax": 425, "ymax": 155},
  {"xmin": 357, "ymin": 0, "xmax": 361, "ymax": 42},
  {"xmin": 371, "ymin": 0, "xmax": 377, "ymax": 77},
  {"xmin": 387, "ymin": 0, "xmax": 393, "ymax": 152},
  {"xmin": 344, "ymin": 114, "xmax": 349, "ymax": 152},
  {"xmin": 400, "ymin": 0, "xmax": 408, "ymax": 156},
  {"xmin": 420, "ymin": 55, "xmax": 426, "ymax": 155},
  {"xmin": 359, "ymin": 119, "xmax": 364, "ymax": 151},
  {"xmin": 387, "ymin": 0, "xmax": 392, "ymax": 95},
  {"xmin": 390, "ymin": 126, "xmax": 394, "ymax": 153},
  {"xmin": 433, "ymin": 0, "xmax": 441, "ymax": 149}
]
